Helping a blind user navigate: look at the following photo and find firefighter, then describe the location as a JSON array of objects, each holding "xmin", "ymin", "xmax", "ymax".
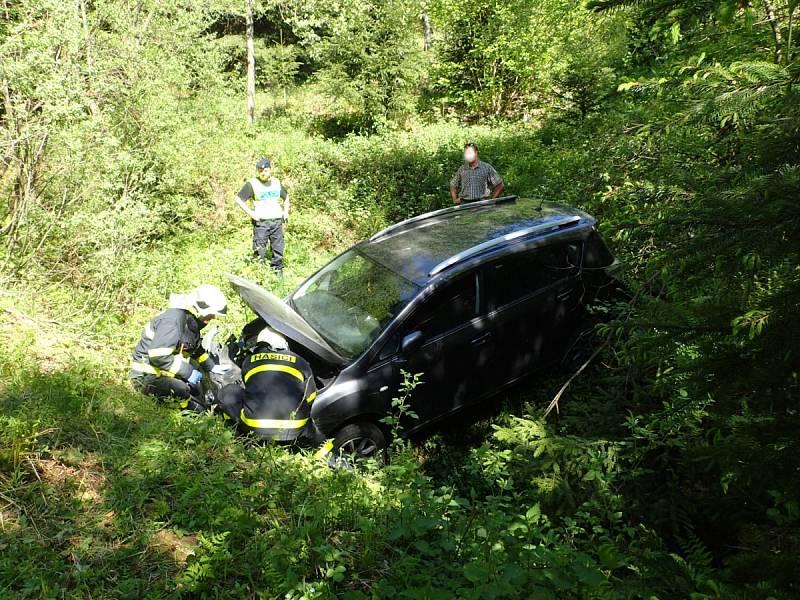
[
  {"xmin": 218, "ymin": 326, "xmax": 318, "ymax": 442},
  {"xmin": 130, "ymin": 284, "xmax": 228, "ymax": 412}
]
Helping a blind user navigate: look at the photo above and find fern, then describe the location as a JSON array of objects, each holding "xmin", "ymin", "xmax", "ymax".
[
  {"xmin": 587, "ymin": 0, "xmax": 734, "ymax": 28},
  {"xmin": 679, "ymin": 529, "xmax": 714, "ymax": 576},
  {"xmin": 684, "ymin": 61, "xmax": 793, "ymax": 125}
]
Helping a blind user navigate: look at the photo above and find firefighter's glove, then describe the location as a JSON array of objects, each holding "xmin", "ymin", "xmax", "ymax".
[{"xmin": 188, "ymin": 370, "xmax": 203, "ymax": 386}]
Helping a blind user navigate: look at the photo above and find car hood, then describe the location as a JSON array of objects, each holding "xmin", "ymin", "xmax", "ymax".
[{"xmin": 226, "ymin": 274, "xmax": 345, "ymax": 367}]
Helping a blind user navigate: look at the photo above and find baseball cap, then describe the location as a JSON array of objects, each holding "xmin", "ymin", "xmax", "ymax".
[{"xmin": 255, "ymin": 158, "xmax": 272, "ymax": 169}]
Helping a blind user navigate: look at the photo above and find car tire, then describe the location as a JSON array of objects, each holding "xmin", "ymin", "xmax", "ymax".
[{"xmin": 329, "ymin": 421, "xmax": 388, "ymax": 469}]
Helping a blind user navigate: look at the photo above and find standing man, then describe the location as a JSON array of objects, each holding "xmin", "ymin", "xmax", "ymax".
[
  {"xmin": 235, "ymin": 157, "xmax": 290, "ymax": 274},
  {"xmin": 449, "ymin": 142, "xmax": 505, "ymax": 205},
  {"xmin": 130, "ymin": 285, "xmax": 228, "ymax": 412}
]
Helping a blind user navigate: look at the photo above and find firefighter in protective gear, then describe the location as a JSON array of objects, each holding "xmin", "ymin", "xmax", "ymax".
[
  {"xmin": 130, "ymin": 285, "xmax": 228, "ymax": 412},
  {"xmin": 218, "ymin": 326, "xmax": 318, "ymax": 442}
]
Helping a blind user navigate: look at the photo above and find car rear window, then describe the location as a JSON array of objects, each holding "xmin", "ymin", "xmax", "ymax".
[{"xmin": 582, "ymin": 230, "xmax": 615, "ymax": 269}]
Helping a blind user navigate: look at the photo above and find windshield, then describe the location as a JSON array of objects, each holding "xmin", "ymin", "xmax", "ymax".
[{"xmin": 291, "ymin": 250, "xmax": 420, "ymax": 359}]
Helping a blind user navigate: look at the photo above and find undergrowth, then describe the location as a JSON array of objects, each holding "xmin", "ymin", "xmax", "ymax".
[
  {"xmin": 0, "ymin": 338, "xmax": 723, "ymax": 599},
  {"xmin": 1, "ymin": 84, "xmax": 796, "ymax": 597}
]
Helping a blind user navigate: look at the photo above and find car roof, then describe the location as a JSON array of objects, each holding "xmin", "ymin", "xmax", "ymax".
[{"xmin": 357, "ymin": 197, "xmax": 595, "ymax": 286}]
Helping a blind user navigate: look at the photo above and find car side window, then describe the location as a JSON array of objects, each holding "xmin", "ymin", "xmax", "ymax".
[
  {"xmin": 377, "ymin": 334, "xmax": 402, "ymax": 361},
  {"xmin": 376, "ymin": 274, "xmax": 478, "ymax": 361},
  {"xmin": 414, "ymin": 274, "xmax": 478, "ymax": 340},
  {"xmin": 486, "ymin": 242, "xmax": 582, "ymax": 309}
]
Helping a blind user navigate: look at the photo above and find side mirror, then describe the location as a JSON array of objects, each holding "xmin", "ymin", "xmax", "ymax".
[{"xmin": 400, "ymin": 331, "xmax": 424, "ymax": 356}]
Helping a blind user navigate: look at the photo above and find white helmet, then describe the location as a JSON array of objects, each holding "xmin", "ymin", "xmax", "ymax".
[
  {"xmin": 257, "ymin": 326, "xmax": 288, "ymax": 351},
  {"xmin": 191, "ymin": 284, "xmax": 228, "ymax": 318}
]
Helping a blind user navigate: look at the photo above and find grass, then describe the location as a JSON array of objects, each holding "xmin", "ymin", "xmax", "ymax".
[
  {"xmin": 0, "ymin": 214, "xmax": 650, "ymax": 598},
  {"xmin": 0, "ymin": 337, "xmax": 602, "ymax": 598},
  {"xmin": 1, "ymin": 86, "xmax": 789, "ymax": 598},
  {"xmin": 0, "ymin": 258, "xmax": 709, "ymax": 599}
]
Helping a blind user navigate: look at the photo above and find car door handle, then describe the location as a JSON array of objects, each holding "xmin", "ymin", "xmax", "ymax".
[
  {"xmin": 557, "ymin": 290, "xmax": 573, "ymax": 301},
  {"xmin": 471, "ymin": 333, "xmax": 492, "ymax": 347}
]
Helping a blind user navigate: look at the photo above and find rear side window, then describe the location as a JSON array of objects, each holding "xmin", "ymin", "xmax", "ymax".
[{"xmin": 486, "ymin": 242, "xmax": 581, "ymax": 308}]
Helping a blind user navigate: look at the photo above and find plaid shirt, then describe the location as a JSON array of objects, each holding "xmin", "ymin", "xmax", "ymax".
[{"xmin": 450, "ymin": 160, "xmax": 503, "ymax": 201}]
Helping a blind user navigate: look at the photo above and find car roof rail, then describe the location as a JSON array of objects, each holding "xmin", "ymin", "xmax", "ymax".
[
  {"xmin": 368, "ymin": 195, "xmax": 518, "ymax": 242},
  {"xmin": 428, "ymin": 215, "xmax": 582, "ymax": 277}
]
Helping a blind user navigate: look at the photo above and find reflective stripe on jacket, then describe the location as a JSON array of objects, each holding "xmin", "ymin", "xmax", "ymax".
[
  {"xmin": 239, "ymin": 343, "xmax": 317, "ymax": 440},
  {"xmin": 130, "ymin": 307, "xmax": 216, "ymax": 381}
]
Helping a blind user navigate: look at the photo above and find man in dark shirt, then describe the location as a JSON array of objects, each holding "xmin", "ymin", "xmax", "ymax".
[
  {"xmin": 450, "ymin": 142, "xmax": 505, "ymax": 204},
  {"xmin": 235, "ymin": 158, "xmax": 290, "ymax": 273}
]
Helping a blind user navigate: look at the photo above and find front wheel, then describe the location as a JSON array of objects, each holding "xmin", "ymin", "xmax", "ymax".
[{"xmin": 329, "ymin": 421, "xmax": 388, "ymax": 469}]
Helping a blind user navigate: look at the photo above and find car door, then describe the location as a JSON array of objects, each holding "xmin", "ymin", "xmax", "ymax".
[
  {"xmin": 483, "ymin": 240, "xmax": 583, "ymax": 385},
  {"xmin": 366, "ymin": 272, "xmax": 494, "ymax": 431}
]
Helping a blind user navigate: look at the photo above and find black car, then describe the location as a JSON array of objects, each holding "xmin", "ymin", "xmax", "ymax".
[{"xmin": 221, "ymin": 196, "xmax": 619, "ymax": 460}]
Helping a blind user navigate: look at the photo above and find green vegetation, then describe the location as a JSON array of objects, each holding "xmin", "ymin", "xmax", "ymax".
[{"xmin": 1, "ymin": 0, "xmax": 798, "ymax": 597}]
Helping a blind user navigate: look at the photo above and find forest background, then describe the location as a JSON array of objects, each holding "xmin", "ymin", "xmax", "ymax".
[{"xmin": 1, "ymin": 0, "xmax": 798, "ymax": 597}]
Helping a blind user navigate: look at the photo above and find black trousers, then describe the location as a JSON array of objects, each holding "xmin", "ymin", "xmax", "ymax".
[
  {"xmin": 216, "ymin": 384, "xmax": 319, "ymax": 444},
  {"xmin": 130, "ymin": 375, "xmax": 206, "ymax": 413},
  {"xmin": 217, "ymin": 384, "xmax": 244, "ymax": 425},
  {"xmin": 252, "ymin": 219, "xmax": 284, "ymax": 270}
]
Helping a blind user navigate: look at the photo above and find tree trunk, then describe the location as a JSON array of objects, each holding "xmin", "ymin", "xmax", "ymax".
[
  {"xmin": 762, "ymin": 0, "xmax": 783, "ymax": 64},
  {"xmin": 139, "ymin": 0, "xmax": 161, "ymax": 44},
  {"xmin": 421, "ymin": 13, "xmax": 433, "ymax": 51},
  {"xmin": 77, "ymin": 0, "xmax": 101, "ymax": 116},
  {"xmin": 786, "ymin": 3, "xmax": 797, "ymax": 66},
  {"xmin": 246, "ymin": 0, "xmax": 256, "ymax": 124},
  {"xmin": 280, "ymin": 27, "xmax": 288, "ymax": 108},
  {"xmin": 78, "ymin": 0, "xmax": 91, "ymax": 65}
]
